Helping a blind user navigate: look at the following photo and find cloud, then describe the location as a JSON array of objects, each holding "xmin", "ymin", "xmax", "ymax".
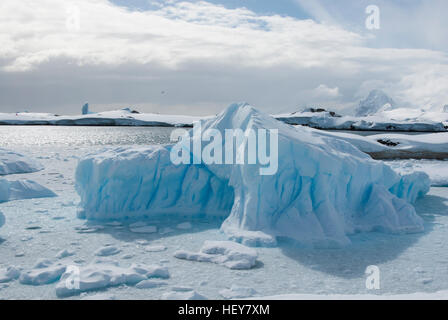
[
  {"xmin": 0, "ymin": 0, "xmax": 447, "ymax": 114},
  {"xmin": 312, "ymin": 84, "xmax": 340, "ymax": 98}
]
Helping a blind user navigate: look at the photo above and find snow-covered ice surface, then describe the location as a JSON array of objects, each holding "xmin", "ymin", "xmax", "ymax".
[
  {"xmin": 1, "ymin": 124, "xmax": 448, "ymax": 300},
  {"xmin": 309, "ymin": 130, "xmax": 448, "ymax": 160},
  {"xmin": 55, "ymin": 261, "xmax": 169, "ymax": 297},
  {"xmin": 276, "ymin": 102, "xmax": 448, "ymax": 132},
  {"xmin": 76, "ymin": 104, "xmax": 429, "ymax": 247},
  {"xmin": 174, "ymin": 241, "xmax": 258, "ymax": 270},
  {"xmin": 251, "ymin": 291, "xmax": 448, "ymax": 300},
  {"xmin": 0, "ymin": 109, "xmax": 206, "ymax": 127},
  {"xmin": 387, "ymin": 160, "xmax": 448, "ymax": 187},
  {"xmin": 220, "ymin": 284, "xmax": 257, "ymax": 299}
]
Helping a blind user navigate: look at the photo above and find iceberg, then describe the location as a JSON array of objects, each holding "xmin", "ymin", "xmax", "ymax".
[
  {"xmin": 82, "ymin": 103, "xmax": 91, "ymax": 115},
  {"xmin": 0, "ymin": 148, "xmax": 43, "ymax": 175},
  {"xmin": 76, "ymin": 103, "xmax": 430, "ymax": 246}
]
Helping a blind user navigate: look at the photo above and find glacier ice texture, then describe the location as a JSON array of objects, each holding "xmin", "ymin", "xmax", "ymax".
[{"xmin": 76, "ymin": 103, "xmax": 430, "ymax": 246}]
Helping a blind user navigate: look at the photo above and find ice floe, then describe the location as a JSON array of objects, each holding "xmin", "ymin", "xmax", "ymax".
[
  {"xmin": 55, "ymin": 249, "xmax": 75, "ymax": 259},
  {"xmin": 135, "ymin": 279, "xmax": 167, "ymax": 289},
  {"xmin": 161, "ymin": 289, "xmax": 207, "ymax": 300},
  {"xmin": 219, "ymin": 284, "xmax": 257, "ymax": 299},
  {"xmin": 94, "ymin": 246, "xmax": 121, "ymax": 257},
  {"xmin": 174, "ymin": 240, "xmax": 258, "ymax": 270},
  {"xmin": 144, "ymin": 245, "xmax": 167, "ymax": 252},
  {"xmin": 0, "ymin": 179, "xmax": 57, "ymax": 203},
  {"xmin": 0, "ymin": 266, "xmax": 21, "ymax": 283},
  {"xmin": 19, "ymin": 259, "xmax": 66, "ymax": 285},
  {"xmin": 0, "ymin": 148, "xmax": 43, "ymax": 175},
  {"xmin": 55, "ymin": 261, "xmax": 169, "ymax": 297}
]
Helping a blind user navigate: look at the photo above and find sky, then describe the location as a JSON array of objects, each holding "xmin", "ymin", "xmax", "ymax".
[{"xmin": 0, "ymin": 0, "xmax": 447, "ymax": 115}]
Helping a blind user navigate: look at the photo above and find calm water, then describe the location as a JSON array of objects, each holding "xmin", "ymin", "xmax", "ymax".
[
  {"xmin": 0, "ymin": 126, "xmax": 428, "ymax": 149},
  {"xmin": 0, "ymin": 126, "xmax": 176, "ymax": 148}
]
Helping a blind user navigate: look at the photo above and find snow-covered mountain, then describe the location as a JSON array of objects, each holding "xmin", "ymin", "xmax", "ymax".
[{"xmin": 355, "ymin": 89, "xmax": 396, "ymax": 116}]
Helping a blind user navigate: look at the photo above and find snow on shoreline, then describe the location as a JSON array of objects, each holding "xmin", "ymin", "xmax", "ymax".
[
  {"xmin": 1, "ymin": 107, "xmax": 447, "ymax": 132},
  {"xmin": 0, "ymin": 109, "xmax": 205, "ymax": 127},
  {"xmin": 277, "ymin": 111, "xmax": 447, "ymax": 132},
  {"xmin": 75, "ymin": 103, "xmax": 430, "ymax": 247},
  {"xmin": 310, "ymin": 130, "xmax": 448, "ymax": 160}
]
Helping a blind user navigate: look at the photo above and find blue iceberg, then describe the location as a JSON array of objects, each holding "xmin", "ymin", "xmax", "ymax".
[{"xmin": 76, "ymin": 103, "xmax": 429, "ymax": 246}]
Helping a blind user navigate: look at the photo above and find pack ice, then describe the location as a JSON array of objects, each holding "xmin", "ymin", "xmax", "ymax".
[{"xmin": 76, "ymin": 103, "xmax": 430, "ymax": 246}]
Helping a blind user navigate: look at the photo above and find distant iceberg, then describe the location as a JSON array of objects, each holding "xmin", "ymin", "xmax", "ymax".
[{"xmin": 76, "ymin": 103, "xmax": 430, "ymax": 246}]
